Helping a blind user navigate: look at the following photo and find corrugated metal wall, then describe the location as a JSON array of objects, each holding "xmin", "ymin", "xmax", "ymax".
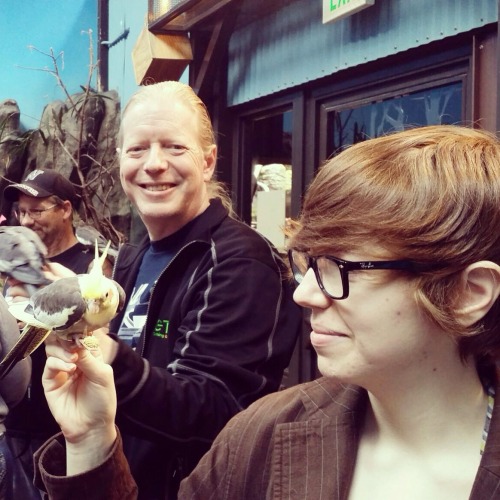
[{"xmin": 228, "ymin": 0, "xmax": 497, "ymax": 106}]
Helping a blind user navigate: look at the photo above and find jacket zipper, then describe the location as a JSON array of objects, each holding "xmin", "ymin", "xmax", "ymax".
[{"xmin": 139, "ymin": 239, "xmax": 207, "ymax": 358}]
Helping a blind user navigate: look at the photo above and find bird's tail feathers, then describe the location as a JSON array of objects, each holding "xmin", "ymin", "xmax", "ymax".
[{"xmin": 0, "ymin": 325, "xmax": 51, "ymax": 379}]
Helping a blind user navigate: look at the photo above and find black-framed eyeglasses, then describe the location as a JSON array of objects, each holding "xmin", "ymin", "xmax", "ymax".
[
  {"xmin": 14, "ymin": 204, "xmax": 58, "ymax": 221},
  {"xmin": 288, "ymin": 249, "xmax": 434, "ymax": 300}
]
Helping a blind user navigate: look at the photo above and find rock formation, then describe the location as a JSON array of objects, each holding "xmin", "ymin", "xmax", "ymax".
[{"xmin": 0, "ymin": 91, "xmax": 132, "ymax": 244}]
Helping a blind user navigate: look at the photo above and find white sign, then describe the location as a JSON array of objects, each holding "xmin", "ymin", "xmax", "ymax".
[
  {"xmin": 323, "ymin": 0, "xmax": 375, "ymax": 24},
  {"xmin": 256, "ymin": 190, "xmax": 286, "ymax": 252}
]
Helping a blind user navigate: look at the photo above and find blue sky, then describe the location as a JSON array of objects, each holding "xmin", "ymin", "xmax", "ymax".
[{"xmin": 1, "ymin": 0, "xmax": 96, "ymax": 129}]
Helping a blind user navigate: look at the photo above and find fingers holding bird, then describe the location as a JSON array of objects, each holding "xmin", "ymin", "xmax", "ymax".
[
  {"xmin": 44, "ymin": 342, "xmax": 111, "ymax": 388},
  {"xmin": 43, "ymin": 341, "xmax": 117, "ymax": 448},
  {"xmin": 43, "ymin": 339, "xmax": 108, "ymax": 389},
  {"xmin": 43, "ymin": 346, "xmax": 79, "ymax": 388}
]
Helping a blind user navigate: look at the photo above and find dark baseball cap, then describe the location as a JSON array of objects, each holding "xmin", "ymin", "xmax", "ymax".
[{"xmin": 4, "ymin": 169, "xmax": 77, "ymax": 204}]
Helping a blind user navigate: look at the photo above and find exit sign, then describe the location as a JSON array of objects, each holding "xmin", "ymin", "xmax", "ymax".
[{"xmin": 323, "ymin": 0, "xmax": 375, "ymax": 24}]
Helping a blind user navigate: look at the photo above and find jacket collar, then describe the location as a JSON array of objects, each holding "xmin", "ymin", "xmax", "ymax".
[
  {"xmin": 140, "ymin": 198, "xmax": 227, "ymax": 248},
  {"xmin": 299, "ymin": 378, "xmax": 367, "ymax": 419},
  {"xmin": 170, "ymin": 198, "xmax": 228, "ymax": 245},
  {"xmin": 280, "ymin": 376, "xmax": 500, "ymax": 499},
  {"xmin": 117, "ymin": 199, "xmax": 229, "ymax": 268},
  {"xmin": 270, "ymin": 379, "xmax": 366, "ymax": 499}
]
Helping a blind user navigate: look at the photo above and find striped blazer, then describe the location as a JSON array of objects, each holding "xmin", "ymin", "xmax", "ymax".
[{"xmin": 180, "ymin": 376, "xmax": 500, "ymax": 499}]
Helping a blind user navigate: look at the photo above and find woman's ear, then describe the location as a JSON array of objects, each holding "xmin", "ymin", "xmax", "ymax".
[{"xmin": 455, "ymin": 261, "xmax": 500, "ymax": 327}]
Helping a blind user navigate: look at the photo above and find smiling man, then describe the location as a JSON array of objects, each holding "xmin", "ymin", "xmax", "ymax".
[{"xmin": 68, "ymin": 81, "xmax": 302, "ymax": 499}]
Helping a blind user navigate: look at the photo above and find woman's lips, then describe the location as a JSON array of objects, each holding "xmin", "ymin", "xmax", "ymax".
[{"xmin": 310, "ymin": 328, "xmax": 348, "ymax": 348}]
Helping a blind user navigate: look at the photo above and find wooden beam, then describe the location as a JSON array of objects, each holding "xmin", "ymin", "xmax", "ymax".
[
  {"xmin": 149, "ymin": 0, "xmax": 234, "ymax": 33},
  {"xmin": 190, "ymin": 0, "xmax": 243, "ymax": 99}
]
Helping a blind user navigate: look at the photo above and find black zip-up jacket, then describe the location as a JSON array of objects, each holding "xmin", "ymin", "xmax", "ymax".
[{"xmin": 108, "ymin": 199, "xmax": 302, "ymax": 499}]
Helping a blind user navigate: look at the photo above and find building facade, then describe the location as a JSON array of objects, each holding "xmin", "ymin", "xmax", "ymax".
[{"xmin": 106, "ymin": 0, "xmax": 500, "ymax": 383}]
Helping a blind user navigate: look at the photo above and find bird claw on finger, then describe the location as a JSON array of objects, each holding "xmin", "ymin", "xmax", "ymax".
[{"xmin": 79, "ymin": 335, "xmax": 100, "ymax": 352}]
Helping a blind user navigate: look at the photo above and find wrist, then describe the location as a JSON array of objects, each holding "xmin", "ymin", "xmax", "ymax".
[{"xmin": 65, "ymin": 425, "xmax": 117, "ymax": 476}]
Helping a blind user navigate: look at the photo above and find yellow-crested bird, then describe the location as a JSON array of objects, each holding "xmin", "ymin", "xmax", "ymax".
[{"xmin": 0, "ymin": 241, "xmax": 125, "ymax": 379}]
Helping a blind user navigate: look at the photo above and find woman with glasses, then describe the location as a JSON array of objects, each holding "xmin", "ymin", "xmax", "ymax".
[
  {"xmin": 34, "ymin": 125, "xmax": 500, "ymax": 499},
  {"xmin": 180, "ymin": 125, "xmax": 500, "ymax": 498}
]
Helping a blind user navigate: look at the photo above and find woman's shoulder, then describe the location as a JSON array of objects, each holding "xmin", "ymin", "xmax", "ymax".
[{"xmin": 230, "ymin": 378, "xmax": 358, "ymax": 429}]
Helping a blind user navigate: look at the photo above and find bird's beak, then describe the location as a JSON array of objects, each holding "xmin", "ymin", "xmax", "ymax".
[{"xmin": 86, "ymin": 299, "xmax": 101, "ymax": 314}]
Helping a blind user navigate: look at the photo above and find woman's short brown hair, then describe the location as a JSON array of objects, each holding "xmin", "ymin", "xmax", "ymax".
[{"xmin": 289, "ymin": 125, "xmax": 500, "ymax": 364}]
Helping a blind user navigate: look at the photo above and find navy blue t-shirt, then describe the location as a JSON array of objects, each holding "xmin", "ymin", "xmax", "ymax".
[
  {"xmin": 117, "ymin": 242, "xmax": 174, "ymax": 349},
  {"xmin": 116, "ymin": 218, "xmax": 198, "ymax": 349}
]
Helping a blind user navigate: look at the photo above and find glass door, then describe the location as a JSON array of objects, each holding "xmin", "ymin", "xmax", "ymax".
[{"xmin": 249, "ymin": 110, "xmax": 293, "ymax": 252}]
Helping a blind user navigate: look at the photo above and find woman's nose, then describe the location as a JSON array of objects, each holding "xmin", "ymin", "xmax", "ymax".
[{"xmin": 293, "ymin": 268, "xmax": 331, "ymax": 309}]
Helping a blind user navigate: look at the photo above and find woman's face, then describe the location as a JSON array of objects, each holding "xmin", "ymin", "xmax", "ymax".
[{"xmin": 292, "ymin": 246, "xmax": 457, "ymax": 389}]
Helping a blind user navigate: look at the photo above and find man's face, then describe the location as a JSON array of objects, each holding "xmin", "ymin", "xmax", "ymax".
[
  {"xmin": 119, "ymin": 96, "xmax": 216, "ymax": 241},
  {"xmin": 15, "ymin": 194, "xmax": 66, "ymax": 248}
]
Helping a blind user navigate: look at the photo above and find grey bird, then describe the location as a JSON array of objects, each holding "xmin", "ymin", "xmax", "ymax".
[
  {"xmin": 0, "ymin": 226, "xmax": 50, "ymax": 296},
  {"xmin": 75, "ymin": 224, "xmax": 118, "ymax": 261}
]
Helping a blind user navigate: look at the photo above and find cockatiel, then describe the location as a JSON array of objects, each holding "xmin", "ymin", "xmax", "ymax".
[
  {"xmin": 0, "ymin": 241, "xmax": 125, "ymax": 379},
  {"xmin": 0, "ymin": 226, "xmax": 50, "ymax": 296}
]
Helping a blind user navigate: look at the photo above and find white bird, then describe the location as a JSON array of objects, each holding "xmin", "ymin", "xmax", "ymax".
[{"xmin": 0, "ymin": 241, "xmax": 125, "ymax": 379}]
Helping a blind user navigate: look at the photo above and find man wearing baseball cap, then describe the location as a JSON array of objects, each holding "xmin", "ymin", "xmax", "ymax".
[
  {"xmin": 3, "ymin": 168, "xmax": 108, "ymax": 498},
  {"xmin": 4, "ymin": 169, "xmax": 82, "ymax": 262}
]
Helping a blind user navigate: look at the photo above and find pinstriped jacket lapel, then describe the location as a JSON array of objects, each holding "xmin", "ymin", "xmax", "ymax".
[
  {"xmin": 180, "ymin": 376, "xmax": 500, "ymax": 498},
  {"xmin": 269, "ymin": 380, "xmax": 367, "ymax": 499},
  {"xmin": 269, "ymin": 375, "xmax": 500, "ymax": 499}
]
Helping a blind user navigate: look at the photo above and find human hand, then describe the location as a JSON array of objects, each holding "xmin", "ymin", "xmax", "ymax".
[
  {"xmin": 43, "ymin": 341, "xmax": 117, "ymax": 475},
  {"xmin": 4, "ymin": 262, "xmax": 75, "ymax": 304},
  {"xmin": 4, "ymin": 278, "xmax": 30, "ymax": 304},
  {"xmin": 43, "ymin": 261, "xmax": 77, "ymax": 281},
  {"xmin": 45, "ymin": 326, "xmax": 119, "ymax": 364}
]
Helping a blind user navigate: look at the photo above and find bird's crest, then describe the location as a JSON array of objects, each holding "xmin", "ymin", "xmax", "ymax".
[
  {"xmin": 96, "ymin": 239, "xmax": 111, "ymax": 269},
  {"xmin": 79, "ymin": 240, "xmax": 111, "ymax": 299}
]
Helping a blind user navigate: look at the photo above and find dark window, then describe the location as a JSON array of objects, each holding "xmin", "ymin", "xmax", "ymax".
[{"xmin": 327, "ymin": 81, "xmax": 462, "ymax": 156}]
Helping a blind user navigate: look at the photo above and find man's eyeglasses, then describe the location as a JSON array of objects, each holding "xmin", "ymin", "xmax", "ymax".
[
  {"xmin": 14, "ymin": 204, "xmax": 58, "ymax": 221},
  {"xmin": 288, "ymin": 249, "xmax": 434, "ymax": 300}
]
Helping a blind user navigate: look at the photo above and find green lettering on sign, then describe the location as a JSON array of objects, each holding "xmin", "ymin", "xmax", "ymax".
[
  {"xmin": 330, "ymin": 0, "xmax": 350, "ymax": 11},
  {"xmin": 323, "ymin": 0, "xmax": 374, "ymax": 24}
]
